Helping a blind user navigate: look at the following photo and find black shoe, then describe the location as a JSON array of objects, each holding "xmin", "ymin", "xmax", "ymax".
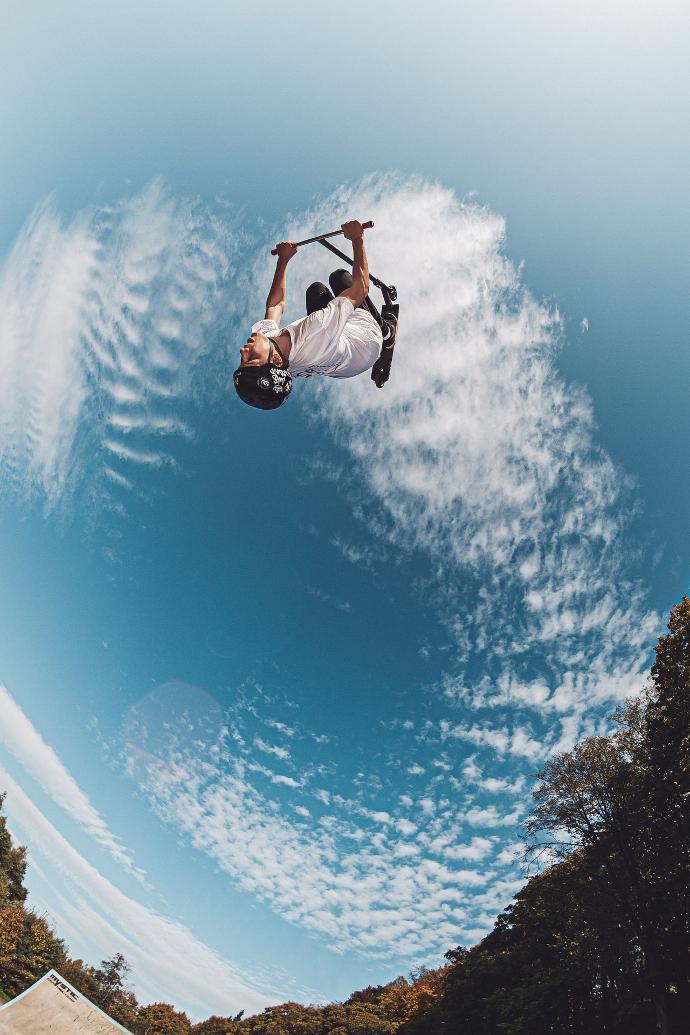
[
  {"xmin": 305, "ymin": 281, "xmax": 333, "ymax": 315},
  {"xmin": 329, "ymin": 269, "xmax": 353, "ymax": 296}
]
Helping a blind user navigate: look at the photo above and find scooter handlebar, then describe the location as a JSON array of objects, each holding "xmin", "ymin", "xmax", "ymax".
[{"xmin": 271, "ymin": 222, "xmax": 374, "ymax": 255}]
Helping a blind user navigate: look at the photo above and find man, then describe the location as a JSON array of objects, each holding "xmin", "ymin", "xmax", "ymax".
[{"xmin": 233, "ymin": 220, "xmax": 396, "ymax": 410}]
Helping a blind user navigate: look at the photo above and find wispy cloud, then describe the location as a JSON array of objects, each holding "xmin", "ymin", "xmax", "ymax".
[
  {"xmin": 122, "ymin": 700, "xmax": 524, "ymax": 962},
  {"xmin": 210, "ymin": 175, "xmax": 659, "ymax": 959},
  {"xmin": 0, "ymin": 767, "xmax": 290, "ymax": 1019},
  {"xmin": 0, "ymin": 684, "xmax": 144, "ymax": 881},
  {"xmin": 0, "ymin": 182, "xmax": 233, "ymax": 514},
  {"xmin": 0, "ymin": 174, "xmax": 661, "ymax": 981},
  {"xmin": 250, "ymin": 176, "xmax": 657, "ymax": 721}
]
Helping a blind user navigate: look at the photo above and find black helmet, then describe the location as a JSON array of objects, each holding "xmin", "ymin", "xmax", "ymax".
[{"xmin": 233, "ymin": 339, "xmax": 292, "ymax": 410}]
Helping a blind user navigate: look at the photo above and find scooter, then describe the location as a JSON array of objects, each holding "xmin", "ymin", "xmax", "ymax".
[{"xmin": 272, "ymin": 222, "xmax": 399, "ymax": 388}]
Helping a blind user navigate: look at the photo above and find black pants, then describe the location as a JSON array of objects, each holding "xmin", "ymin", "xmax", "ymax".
[
  {"xmin": 305, "ymin": 269, "xmax": 354, "ymax": 315},
  {"xmin": 305, "ymin": 269, "xmax": 383, "ymax": 332}
]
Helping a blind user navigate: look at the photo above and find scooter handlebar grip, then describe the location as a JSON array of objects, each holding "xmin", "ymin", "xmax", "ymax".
[{"xmin": 271, "ymin": 221, "xmax": 374, "ymax": 254}]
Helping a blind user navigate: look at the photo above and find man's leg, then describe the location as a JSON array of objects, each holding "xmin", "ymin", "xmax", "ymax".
[
  {"xmin": 306, "ymin": 282, "xmax": 333, "ymax": 315},
  {"xmin": 330, "ymin": 268, "xmax": 384, "ymax": 329},
  {"xmin": 328, "ymin": 269, "xmax": 353, "ymax": 297}
]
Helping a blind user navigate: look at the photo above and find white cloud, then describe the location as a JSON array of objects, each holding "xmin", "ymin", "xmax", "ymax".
[
  {"xmin": 265, "ymin": 720, "xmax": 296, "ymax": 737},
  {"xmin": 0, "ymin": 768, "xmax": 284, "ymax": 1020},
  {"xmin": 0, "ymin": 174, "xmax": 662, "ymax": 983},
  {"xmin": 463, "ymin": 805, "xmax": 523, "ymax": 828},
  {"xmin": 443, "ymin": 722, "xmax": 511, "ymax": 755},
  {"xmin": 239, "ymin": 177, "xmax": 659, "ymax": 945},
  {"xmin": 329, "ymin": 536, "xmax": 377, "ymax": 572},
  {"xmin": 508, "ymin": 726, "xmax": 544, "ymax": 762},
  {"xmin": 481, "ymin": 775, "xmax": 525, "ymax": 794},
  {"xmin": 0, "ymin": 182, "xmax": 232, "ymax": 514},
  {"xmin": 442, "ymin": 837, "xmax": 495, "ymax": 862},
  {"xmin": 252, "ymin": 176, "xmax": 656, "ymax": 724},
  {"xmin": 0, "ymin": 685, "xmax": 143, "ymax": 881},
  {"xmin": 495, "ymin": 842, "xmax": 525, "ymax": 867},
  {"xmin": 247, "ymin": 760, "xmax": 302, "ymax": 788},
  {"xmin": 122, "ymin": 712, "xmax": 512, "ymax": 961},
  {"xmin": 254, "ymin": 737, "xmax": 292, "ymax": 762}
]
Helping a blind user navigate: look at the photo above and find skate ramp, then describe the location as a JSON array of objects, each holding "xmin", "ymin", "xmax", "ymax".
[{"xmin": 0, "ymin": 970, "xmax": 131, "ymax": 1033}]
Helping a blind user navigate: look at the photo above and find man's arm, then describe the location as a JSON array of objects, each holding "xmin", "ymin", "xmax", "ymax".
[
  {"xmin": 339, "ymin": 221, "xmax": 369, "ymax": 307},
  {"xmin": 265, "ymin": 241, "xmax": 298, "ymax": 323}
]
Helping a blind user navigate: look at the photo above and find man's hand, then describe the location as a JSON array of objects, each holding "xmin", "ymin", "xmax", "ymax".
[
  {"xmin": 341, "ymin": 220, "xmax": 365, "ymax": 242},
  {"xmin": 273, "ymin": 241, "xmax": 298, "ymax": 262}
]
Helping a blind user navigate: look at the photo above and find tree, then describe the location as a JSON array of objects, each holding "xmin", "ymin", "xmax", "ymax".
[
  {"xmin": 134, "ymin": 1001, "xmax": 192, "ymax": 1035},
  {"xmin": 525, "ymin": 600, "xmax": 690, "ymax": 1034},
  {"xmin": 0, "ymin": 795, "xmax": 27, "ymax": 905},
  {"xmin": 527, "ymin": 735, "xmax": 673, "ymax": 1030},
  {"xmin": 0, "ymin": 908, "xmax": 67, "ymax": 999},
  {"xmin": 192, "ymin": 1014, "xmax": 243, "ymax": 1034},
  {"xmin": 89, "ymin": 953, "xmax": 138, "ymax": 1029},
  {"xmin": 0, "ymin": 904, "xmax": 26, "ymax": 994},
  {"xmin": 638, "ymin": 596, "xmax": 690, "ymax": 1027},
  {"xmin": 58, "ymin": 957, "xmax": 98, "ymax": 999},
  {"xmin": 376, "ymin": 969, "xmax": 446, "ymax": 1030},
  {"xmin": 91, "ymin": 952, "xmax": 130, "ymax": 1005},
  {"xmin": 398, "ymin": 599, "xmax": 690, "ymax": 1035}
]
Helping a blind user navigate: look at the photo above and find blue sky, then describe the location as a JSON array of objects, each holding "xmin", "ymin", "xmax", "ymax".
[{"xmin": 1, "ymin": 0, "xmax": 689, "ymax": 1021}]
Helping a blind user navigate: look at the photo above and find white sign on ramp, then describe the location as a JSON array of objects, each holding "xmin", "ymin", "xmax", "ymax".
[{"xmin": 0, "ymin": 969, "xmax": 132, "ymax": 1033}]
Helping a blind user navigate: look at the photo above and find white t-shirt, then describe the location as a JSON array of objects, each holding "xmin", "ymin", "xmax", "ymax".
[{"xmin": 251, "ymin": 296, "xmax": 382, "ymax": 378}]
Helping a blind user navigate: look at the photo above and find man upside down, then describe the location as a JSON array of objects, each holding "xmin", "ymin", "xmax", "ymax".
[{"xmin": 233, "ymin": 220, "xmax": 396, "ymax": 410}]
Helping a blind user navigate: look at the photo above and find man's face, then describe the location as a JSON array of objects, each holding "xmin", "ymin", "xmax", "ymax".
[{"xmin": 239, "ymin": 331, "xmax": 272, "ymax": 368}]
